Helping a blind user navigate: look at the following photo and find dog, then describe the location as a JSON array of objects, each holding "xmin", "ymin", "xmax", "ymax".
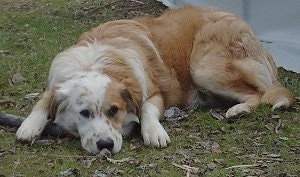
[{"xmin": 16, "ymin": 6, "xmax": 295, "ymax": 154}]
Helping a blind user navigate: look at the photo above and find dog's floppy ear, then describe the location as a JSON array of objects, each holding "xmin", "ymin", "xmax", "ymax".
[
  {"xmin": 49, "ymin": 93, "xmax": 57, "ymax": 120},
  {"xmin": 120, "ymin": 89, "xmax": 140, "ymax": 117},
  {"xmin": 49, "ymin": 87, "xmax": 69, "ymax": 120}
]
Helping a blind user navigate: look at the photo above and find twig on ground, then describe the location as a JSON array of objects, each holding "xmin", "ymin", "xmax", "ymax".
[
  {"xmin": 129, "ymin": 0, "xmax": 145, "ymax": 4},
  {"xmin": 12, "ymin": 158, "xmax": 20, "ymax": 176},
  {"xmin": 275, "ymin": 119, "xmax": 282, "ymax": 134},
  {"xmin": 173, "ymin": 163, "xmax": 200, "ymax": 177},
  {"xmin": 225, "ymin": 164, "xmax": 258, "ymax": 170}
]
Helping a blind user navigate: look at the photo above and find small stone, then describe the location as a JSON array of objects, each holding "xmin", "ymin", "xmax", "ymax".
[
  {"xmin": 11, "ymin": 73, "xmax": 26, "ymax": 84},
  {"xmin": 207, "ymin": 162, "xmax": 217, "ymax": 170}
]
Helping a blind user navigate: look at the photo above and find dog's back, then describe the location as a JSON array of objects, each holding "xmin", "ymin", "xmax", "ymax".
[{"xmin": 135, "ymin": 6, "xmax": 295, "ymax": 112}]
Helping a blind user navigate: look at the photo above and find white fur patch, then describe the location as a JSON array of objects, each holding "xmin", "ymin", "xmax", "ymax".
[
  {"xmin": 78, "ymin": 118, "xmax": 122, "ymax": 154},
  {"xmin": 272, "ymin": 97, "xmax": 290, "ymax": 110},
  {"xmin": 141, "ymin": 102, "xmax": 170, "ymax": 148},
  {"xmin": 226, "ymin": 103, "xmax": 251, "ymax": 118},
  {"xmin": 16, "ymin": 110, "xmax": 49, "ymax": 142},
  {"xmin": 48, "ymin": 43, "xmax": 112, "ymax": 88},
  {"xmin": 52, "ymin": 72, "xmax": 125, "ymax": 154}
]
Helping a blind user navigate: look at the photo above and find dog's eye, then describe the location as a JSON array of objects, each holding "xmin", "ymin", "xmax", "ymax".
[
  {"xmin": 80, "ymin": 109, "xmax": 90, "ymax": 118},
  {"xmin": 107, "ymin": 105, "xmax": 118, "ymax": 117}
]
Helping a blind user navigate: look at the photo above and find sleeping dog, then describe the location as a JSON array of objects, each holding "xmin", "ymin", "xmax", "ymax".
[{"xmin": 16, "ymin": 6, "xmax": 294, "ymax": 154}]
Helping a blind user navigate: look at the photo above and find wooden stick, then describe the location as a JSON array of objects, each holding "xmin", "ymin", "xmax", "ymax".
[
  {"xmin": 225, "ymin": 164, "xmax": 258, "ymax": 170},
  {"xmin": 173, "ymin": 163, "xmax": 200, "ymax": 175}
]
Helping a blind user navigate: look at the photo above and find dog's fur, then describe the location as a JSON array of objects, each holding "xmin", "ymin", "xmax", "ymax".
[{"xmin": 16, "ymin": 7, "xmax": 295, "ymax": 154}]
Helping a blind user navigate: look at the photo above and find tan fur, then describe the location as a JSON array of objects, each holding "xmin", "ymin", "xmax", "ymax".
[
  {"xmin": 133, "ymin": 6, "xmax": 295, "ymax": 110},
  {"xmin": 103, "ymin": 81, "xmax": 128, "ymax": 130},
  {"xmin": 78, "ymin": 20, "xmax": 183, "ymax": 107},
  {"xmin": 16, "ymin": 6, "xmax": 295, "ymax": 154},
  {"xmin": 76, "ymin": 6, "xmax": 294, "ymax": 111}
]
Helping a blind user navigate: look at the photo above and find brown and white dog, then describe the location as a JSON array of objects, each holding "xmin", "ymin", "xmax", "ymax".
[{"xmin": 16, "ymin": 7, "xmax": 295, "ymax": 154}]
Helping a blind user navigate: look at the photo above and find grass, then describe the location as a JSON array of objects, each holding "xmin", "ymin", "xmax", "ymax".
[{"xmin": 0, "ymin": 0, "xmax": 299, "ymax": 176}]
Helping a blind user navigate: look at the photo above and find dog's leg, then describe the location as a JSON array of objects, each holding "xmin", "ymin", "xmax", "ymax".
[
  {"xmin": 140, "ymin": 94, "xmax": 170, "ymax": 148},
  {"xmin": 225, "ymin": 94, "xmax": 260, "ymax": 118},
  {"xmin": 16, "ymin": 91, "xmax": 51, "ymax": 142}
]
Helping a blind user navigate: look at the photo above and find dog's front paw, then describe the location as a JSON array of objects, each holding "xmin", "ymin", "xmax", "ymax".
[
  {"xmin": 16, "ymin": 112, "xmax": 49, "ymax": 142},
  {"xmin": 141, "ymin": 118, "xmax": 170, "ymax": 148},
  {"xmin": 16, "ymin": 121, "xmax": 43, "ymax": 142}
]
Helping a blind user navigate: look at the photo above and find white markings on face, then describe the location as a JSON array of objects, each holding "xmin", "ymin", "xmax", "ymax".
[
  {"xmin": 53, "ymin": 72, "xmax": 123, "ymax": 154},
  {"xmin": 48, "ymin": 43, "xmax": 114, "ymax": 90},
  {"xmin": 78, "ymin": 116, "xmax": 122, "ymax": 154}
]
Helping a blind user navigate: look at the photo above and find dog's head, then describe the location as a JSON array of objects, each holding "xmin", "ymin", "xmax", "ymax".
[{"xmin": 50, "ymin": 72, "xmax": 139, "ymax": 154}]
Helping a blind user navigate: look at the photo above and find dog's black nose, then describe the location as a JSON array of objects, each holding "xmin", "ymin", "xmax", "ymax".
[{"xmin": 96, "ymin": 138, "xmax": 114, "ymax": 151}]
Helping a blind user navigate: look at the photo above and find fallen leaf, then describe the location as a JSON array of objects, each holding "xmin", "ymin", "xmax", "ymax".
[
  {"xmin": 137, "ymin": 163, "xmax": 155, "ymax": 170},
  {"xmin": 11, "ymin": 73, "xmax": 26, "ymax": 84},
  {"xmin": 9, "ymin": 147, "xmax": 16, "ymax": 154},
  {"xmin": 241, "ymin": 168, "xmax": 251, "ymax": 174},
  {"xmin": 211, "ymin": 142, "xmax": 222, "ymax": 153},
  {"xmin": 47, "ymin": 161, "xmax": 55, "ymax": 168},
  {"xmin": 265, "ymin": 123, "xmax": 276, "ymax": 132},
  {"xmin": 213, "ymin": 158, "xmax": 224, "ymax": 164},
  {"xmin": 78, "ymin": 157, "xmax": 97, "ymax": 168},
  {"xmin": 271, "ymin": 114, "xmax": 280, "ymax": 119},
  {"xmin": 267, "ymin": 154, "xmax": 281, "ymax": 158},
  {"xmin": 209, "ymin": 108, "xmax": 225, "ymax": 121},
  {"xmin": 0, "ymin": 99, "xmax": 15, "ymax": 108},
  {"xmin": 0, "ymin": 50, "xmax": 10, "ymax": 54},
  {"xmin": 207, "ymin": 162, "xmax": 217, "ymax": 170},
  {"xmin": 92, "ymin": 170, "xmax": 107, "ymax": 177},
  {"xmin": 173, "ymin": 163, "xmax": 200, "ymax": 175},
  {"xmin": 279, "ymin": 137, "xmax": 289, "ymax": 141},
  {"xmin": 106, "ymin": 157, "xmax": 132, "ymax": 164},
  {"xmin": 193, "ymin": 158, "xmax": 202, "ymax": 164},
  {"xmin": 265, "ymin": 119, "xmax": 282, "ymax": 134},
  {"xmin": 164, "ymin": 106, "xmax": 190, "ymax": 120},
  {"xmin": 35, "ymin": 139, "xmax": 55, "ymax": 145},
  {"xmin": 24, "ymin": 93, "xmax": 40, "ymax": 100},
  {"xmin": 96, "ymin": 148, "xmax": 111, "ymax": 160},
  {"xmin": 58, "ymin": 168, "xmax": 80, "ymax": 177},
  {"xmin": 173, "ymin": 127, "xmax": 184, "ymax": 133},
  {"xmin": 107, "ymin": 167, "xmax": 124, "ymax": 175},
  {"xmin": 290, "ymin": 146, "xmax": 300, "ymax": 154}
]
